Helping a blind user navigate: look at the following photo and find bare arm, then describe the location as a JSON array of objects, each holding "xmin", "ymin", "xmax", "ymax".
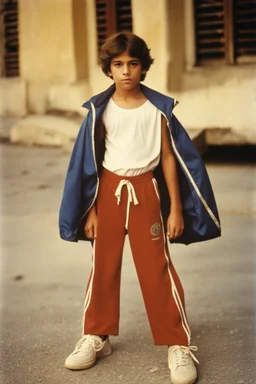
[{"xmin": 161, "ymin": 115, "xmax": 184, "ymax": 240}]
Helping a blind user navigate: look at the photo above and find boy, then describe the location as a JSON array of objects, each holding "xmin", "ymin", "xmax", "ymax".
[{"xmin": 59, "ymin": 32, "xmax": 221, "ymax": 384}]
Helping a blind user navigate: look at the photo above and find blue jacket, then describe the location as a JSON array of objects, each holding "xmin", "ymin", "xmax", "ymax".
[{"xmin": 59, "ymin": 84, "xmax": 221, "ymax": 245}]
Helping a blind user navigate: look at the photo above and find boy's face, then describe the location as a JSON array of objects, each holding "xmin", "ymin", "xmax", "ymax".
[{"xmin": 108, "ymin": 51, "xmax": 145, "ymax": 91}]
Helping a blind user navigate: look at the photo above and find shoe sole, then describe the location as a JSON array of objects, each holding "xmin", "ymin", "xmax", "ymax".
[
  {"xmin": 170, "ymin": 374, "xmax": 197, "ymax": 384},
  {"xmin": 65, "ymin": 348, "xmax": 112, "ymax": 370},
  {"xmin": 65, "ymin": 357, "xmax": 96, "ymax": 370}
]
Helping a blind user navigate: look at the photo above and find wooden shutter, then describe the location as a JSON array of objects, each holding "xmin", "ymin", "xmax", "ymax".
[
  {"xmin": 116, "ymin": 0, "xmax": 133, "ymax": 32},
  {"xmin": 194, "ymin": 0, "xmax": 228, "ymax": 65},
  {"xmin": 95, "ymin": 0, "xmax": 117, "ymax": 56},
  {"xmin": 95, "ymin": 0, "xmax": 133, "ymax": 56},
  {"xmin": 233, "ymin": 0, "xmax": 256, "ymax": 63},
  {"xmin": 0, "ymin": 0, "xmax": 19, "ymax": 77}
]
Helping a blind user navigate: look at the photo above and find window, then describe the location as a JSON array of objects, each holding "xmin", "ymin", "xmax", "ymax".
[
  {"xmin": 194, "ymin": 0, "xmax": 256, "ymax": 65},
  {"xmin": 95, "ymin": 0, "xmax": 133, "ymax": 56},
  {"xmin": 0, "ymin": 0, "xmax": 19, "ymax": 77}
]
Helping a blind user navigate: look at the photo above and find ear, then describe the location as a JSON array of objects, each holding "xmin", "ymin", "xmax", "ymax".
[
  {"xmin": 108, "ymin": 71, "xmax": 112, "ymax": 77},
  {"xmin": 141, "ymin": 69, "xmax": 146, "ymax": 74}
]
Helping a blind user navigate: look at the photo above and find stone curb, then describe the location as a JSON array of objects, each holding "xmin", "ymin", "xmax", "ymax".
[
  {"xmin": 0, "ymin": 115, "xmax": 83, "ymax": 150},
  {"xmin": 0, "ymin": 115, "xmax": 207, "ymax": 155}
]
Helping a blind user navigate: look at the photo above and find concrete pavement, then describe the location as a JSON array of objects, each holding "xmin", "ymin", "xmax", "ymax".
[{"xmin": 0, "ymin": 143, "xmax": 255, "ymax": 384}]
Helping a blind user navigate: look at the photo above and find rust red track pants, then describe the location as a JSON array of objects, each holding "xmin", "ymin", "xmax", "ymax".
[{"xmin": 82, "ymin": 168, "xmax": 191, "ymax": 346}]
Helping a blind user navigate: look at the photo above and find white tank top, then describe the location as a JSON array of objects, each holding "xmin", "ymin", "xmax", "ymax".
[{"xmin": 102, "ymin": 98, "xmax": 162, "ymax": 176}]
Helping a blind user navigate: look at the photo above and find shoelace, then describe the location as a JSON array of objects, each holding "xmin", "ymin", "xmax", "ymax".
[
  {"xmin": 73, "ymin": 335, "xmax": 104, "ymax": 355},
  {"xmin": 171, "ymin": 345, "xmax": 199, "ymax": 367},
  {"xmin": 115, "ymin": 179, "xmax": 139, "ymax": 229}
]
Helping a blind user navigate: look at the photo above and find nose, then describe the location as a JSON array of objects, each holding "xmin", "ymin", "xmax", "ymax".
[{"xmin": 123, "ymin": 64, "xmax": 130, "ymax": 75}]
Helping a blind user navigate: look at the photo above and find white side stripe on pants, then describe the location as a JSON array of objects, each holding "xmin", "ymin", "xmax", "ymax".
[{"xmin": 152, "ymin": 178, "xmax": 191, "ymax": 345}]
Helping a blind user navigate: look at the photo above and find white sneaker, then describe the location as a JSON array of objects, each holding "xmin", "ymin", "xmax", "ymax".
[
  {"xmin": 65, "ymin": 334, "xmax": 112, "ymax": 370},
  {"xmin": 168, "ymin": 345, "xmax": 199, "ymax": 384}
]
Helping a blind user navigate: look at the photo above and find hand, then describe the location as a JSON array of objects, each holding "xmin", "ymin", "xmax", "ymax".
[
  {"xmin": 84, "ymin": 206, "xmax": 98, "ymax": 239},
  {"xmin": 167, "ymin": 210, "xmax": 184, "ymax": 240}
]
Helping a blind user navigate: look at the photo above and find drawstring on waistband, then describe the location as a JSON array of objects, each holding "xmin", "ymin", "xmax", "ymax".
[{"xmin": 114, "ymin": 180, "xmax": 139, "ymax": 229}]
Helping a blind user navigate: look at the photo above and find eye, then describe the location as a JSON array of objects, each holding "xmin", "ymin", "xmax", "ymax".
[
  {"xmin": 131, "ymin": 61, "xmax": 138, "ymax": 67},
  {"xmin": 114, "ymin": 62, "xmax": 121, "ymax": 67}
]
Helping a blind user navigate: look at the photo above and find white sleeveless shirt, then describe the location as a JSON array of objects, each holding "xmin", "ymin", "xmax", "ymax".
[{"xmin": 102, "ymin": 98, "xmax": 162, "ymax": 176}]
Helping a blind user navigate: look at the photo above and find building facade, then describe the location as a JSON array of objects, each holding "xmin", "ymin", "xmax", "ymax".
[{"xmin": 0, "ymin": 0, "xmax": 255, "ymax": 144}]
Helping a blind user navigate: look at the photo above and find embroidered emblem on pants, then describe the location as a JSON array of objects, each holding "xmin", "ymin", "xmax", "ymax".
[{"xmin": 151, "ymin": 223, "xmax": 161, "ymax": 236}]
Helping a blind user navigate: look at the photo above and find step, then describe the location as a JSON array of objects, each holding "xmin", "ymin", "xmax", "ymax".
[{"xmin": 187, "ymin": 128, "xmax": 207, "ymax": 155}]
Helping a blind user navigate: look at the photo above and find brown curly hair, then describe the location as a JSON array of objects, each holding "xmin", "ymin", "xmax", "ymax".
[{"xmin": 100, "ymin": 32, "xmax": 154, "ymax": 81}]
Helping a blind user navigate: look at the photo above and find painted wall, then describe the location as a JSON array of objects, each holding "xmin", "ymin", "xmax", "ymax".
[
  {"xmin": 17, "ymin": 0, "xmax": 89, "ymax": 114},
  {"xmin": 19, "ymin": 0, "xmax": 76, "ymax": 83},
  {"xmin": 174, "ymin": 66, "xmax": 256, "ymax": 144}
]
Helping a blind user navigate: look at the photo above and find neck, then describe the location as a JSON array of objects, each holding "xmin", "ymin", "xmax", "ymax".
[{"xmin": 114, "ymin": 83, "xmax": 142, "ymax": 99}]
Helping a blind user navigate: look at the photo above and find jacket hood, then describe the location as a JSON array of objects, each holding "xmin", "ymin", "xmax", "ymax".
[{"xmin": 82, "ymin": 84, "xmax": 116, "ymax": 110}]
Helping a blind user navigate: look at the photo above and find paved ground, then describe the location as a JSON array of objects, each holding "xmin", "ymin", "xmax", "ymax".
[{"xmin": 0, "ymin": 143, "xmax": 255, "ymax": 384}]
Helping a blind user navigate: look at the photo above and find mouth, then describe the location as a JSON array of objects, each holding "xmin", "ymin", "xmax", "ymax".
[{"xmin": 121, "ymin": 79, "xmax": 132, "ymax": 82}]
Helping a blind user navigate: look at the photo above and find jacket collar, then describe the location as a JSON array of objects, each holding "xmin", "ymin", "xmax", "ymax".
[
  {"xmin": 82, "ymin": 84, "xmax": 116, "ymax": 110},
  {"xmin": 82, "ymin": 83, "xmax": 175, "ymax": 121}
]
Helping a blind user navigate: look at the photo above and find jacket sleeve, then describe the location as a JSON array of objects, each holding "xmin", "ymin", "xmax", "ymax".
[
  {"xmin": 58, "ymin": 114, "xmax": 89, "ymax": 241},
  {"xmin": 170, "ymin": 114, "xmax": 221, "ymax": 243}
]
